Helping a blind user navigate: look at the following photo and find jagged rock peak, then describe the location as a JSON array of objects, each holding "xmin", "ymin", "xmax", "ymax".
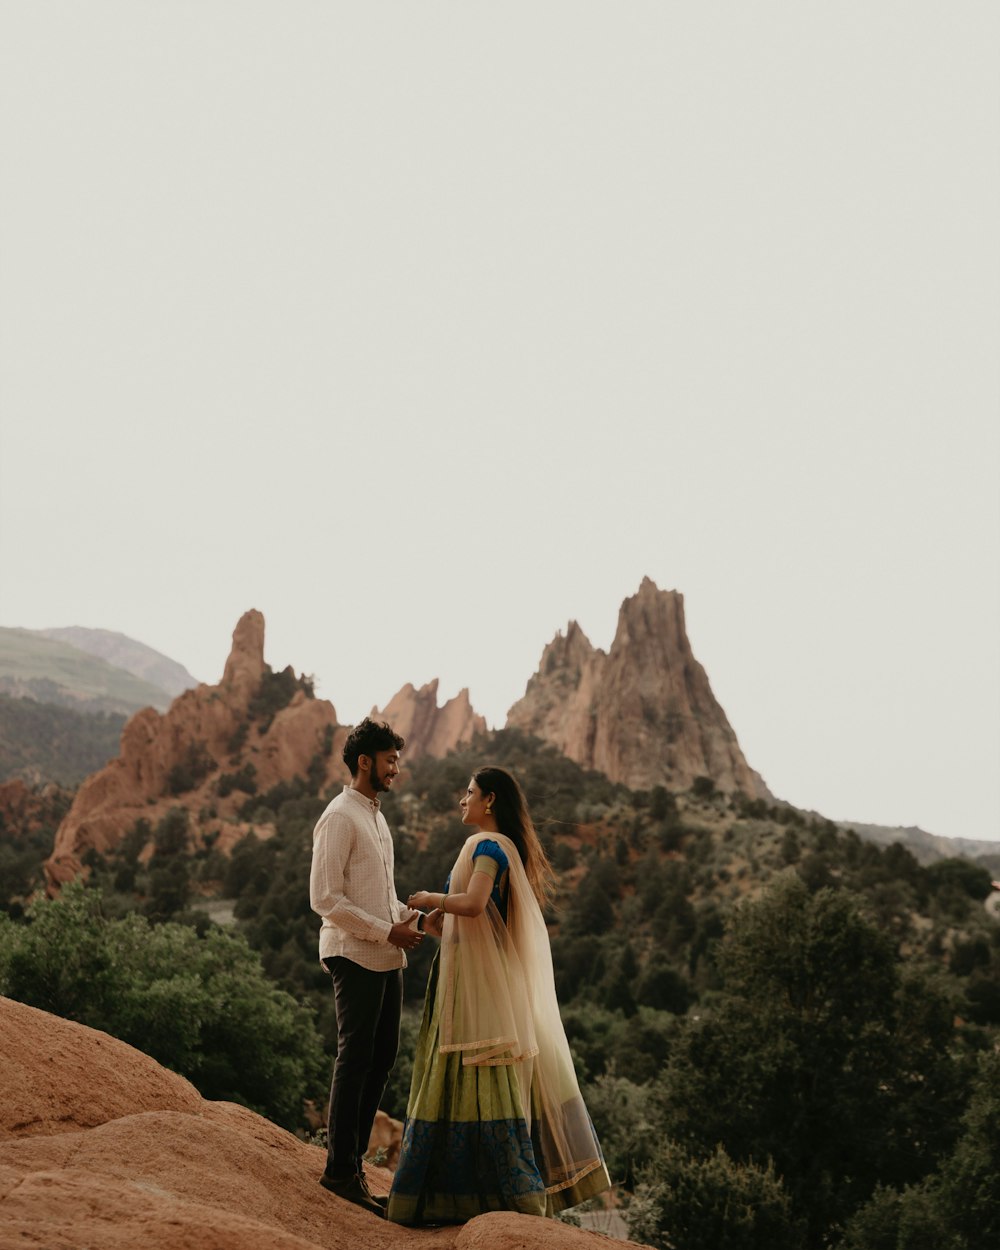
[
  {"xmin": 540, "ymin": 620, "xmax": 597, "ymax": 675},
  {"xmin": 507, "ymin": 578, "xmax": 770, "ymax": 798},
  {"xmin": 611, "ymin": 580, "xmax": 688, "ymax": 655},
  {"xmin": 373, "ymin": 679, "xmax": 487, "ymax": 762},
  {"xmin": 221, "ymin": 609, "xmax": 266, "ymax": 693}
]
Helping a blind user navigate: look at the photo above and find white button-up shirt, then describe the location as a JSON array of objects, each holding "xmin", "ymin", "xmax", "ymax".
[{"xmin": 309, "ymin": 785, "xmax": 418, "ymax": 971}]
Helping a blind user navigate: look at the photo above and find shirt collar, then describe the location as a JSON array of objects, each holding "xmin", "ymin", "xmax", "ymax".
[{"xmin": 343, "ymin": 784, "xmax": 380, "ymax": 814}]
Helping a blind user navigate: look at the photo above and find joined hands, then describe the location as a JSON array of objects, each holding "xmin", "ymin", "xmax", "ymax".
[
  {"xmin": 388, "ymin": 920, "xmax": 423, "ymax": 950},
  {"xmin": 407, "ymin": 890, "xmax": 438, "ymax": 910}
]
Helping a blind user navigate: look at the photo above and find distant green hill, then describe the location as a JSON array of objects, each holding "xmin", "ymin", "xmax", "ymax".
[
  {"xmin": 842, "ymin": 819, "xmax": 1000, "ymax": 874},
  {"xmin": 0, "ymin": 627, "xmax": 171, "ymax": 715},
  {"xmin": 36, "ymin": 626, "xmax": 198, "ymax": 698},
  {"xmin": 0, "ymin": 694, "xmax": 126, "ymax": 786}
]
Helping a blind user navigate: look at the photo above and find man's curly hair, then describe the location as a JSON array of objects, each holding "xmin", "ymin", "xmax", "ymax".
[{"xmin": 342, "ymin": 717, "xmax": 405, "ymax": 776}]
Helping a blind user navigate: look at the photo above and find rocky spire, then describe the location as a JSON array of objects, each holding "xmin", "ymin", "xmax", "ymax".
[
  {"xmin": 507, "ymin": 578, "xmax": 770, "ymax": 797},
  {"xmin": 372, "ymin": 679, "xmax": 487, "ymax": 762},
  {"xmin": 221, "ymin": 610, "xmax": 267, "ymax": 699},
  {"xmin": 44, "ymin": 610, "xmax": 344, "ymax": 892}
]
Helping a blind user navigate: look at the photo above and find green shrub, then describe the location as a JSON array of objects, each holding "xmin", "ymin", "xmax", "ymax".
[
  {"xmin": 165, "ymin": 741, "xmax": 215, "ymax": 796},
  {"xmin": 247, "ymin": 666, "xmax": 312, "ymax": 731},
  {"xmin": 838, "ymin": 1184, "xmax": 956, "ymax": 1250},
  {"xmin": 153, "ymin": 807, "xmax": 190, "ymax": 857},
  {"xmin": 839, "ymin": 1049, "xmax": 1000, "ymax": 1249},
  {"xmin": 0, "ymin": 883, "xmax": 325, "ymax": 1129},
  {"xmin": 583, "ymin": 1073, "xmax": 657, "ymax": 1187},
  {"xmin": 217, "ymin": 762, "xmax": 257, "ymax": 797},
  {"xmin": 627, "ymin": 1141, "xmax": 801, "ymax": 1250}
]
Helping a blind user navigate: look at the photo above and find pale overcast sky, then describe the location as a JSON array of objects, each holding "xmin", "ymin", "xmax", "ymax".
[{"xmin": 1, "ymin": 3, "xmax": 997, "ymax": 842}]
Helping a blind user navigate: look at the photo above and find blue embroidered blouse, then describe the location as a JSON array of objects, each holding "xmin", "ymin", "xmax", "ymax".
[{"xmin": 446, "ymin": 838, "xmax": 510, "ymax": 921}]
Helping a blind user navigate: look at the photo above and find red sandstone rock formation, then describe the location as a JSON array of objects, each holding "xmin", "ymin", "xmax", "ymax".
[
  {"xmin": 367, "ymin": 1108, "xmax": 403, "ymax": 1170},
  {"xmin": 41, "ymin": 586, "xmax": 768, "ymax": 892},
  {"xmin": 43, "ymin": 611, "xmax": 349, "ymax": 892},
  {"xmin": 507, "ymin": 578, "xmax": 770, "ymax": 798},
  {"xmin": 372, "ymin": 679, "xmax": 487, "ymax": 762},
  {"xmin": 0, "ymin": 996, "xmax": 646, "ymax": 1250}
]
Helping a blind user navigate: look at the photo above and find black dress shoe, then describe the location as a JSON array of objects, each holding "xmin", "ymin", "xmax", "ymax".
[
  {"xmin": 319, "ymin": 1172, "xmax": 386, "ymax": 1218},
  {"xmin": 358, "ymin": 1173, "xmax": 388, "ymax": 1209}
]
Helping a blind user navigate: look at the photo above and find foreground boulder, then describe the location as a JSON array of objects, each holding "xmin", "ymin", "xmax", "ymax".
[{"xmin": 0, "ymin": 997, "xmax": 643, "ymax": 1249}]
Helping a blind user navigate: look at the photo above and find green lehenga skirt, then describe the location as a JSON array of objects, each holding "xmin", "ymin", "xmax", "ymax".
[{"xmin": 386, "ymin": 955, "xmax": 608, "ymax": 1225}]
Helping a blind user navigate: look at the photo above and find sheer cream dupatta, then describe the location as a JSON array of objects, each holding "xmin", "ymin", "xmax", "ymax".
[
  {"xmin": 438, "ymin": 834, "xmax": 538, "ymax": 1076},
  {"xmin": 438, "ymin": 833, "xmax": 608, "ymax": 1201}
]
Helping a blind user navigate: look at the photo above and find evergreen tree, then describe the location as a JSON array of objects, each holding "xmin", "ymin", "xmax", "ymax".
[{"xmin": 650, "ymin": 875, "xmax": 963, "ymax": 1246}]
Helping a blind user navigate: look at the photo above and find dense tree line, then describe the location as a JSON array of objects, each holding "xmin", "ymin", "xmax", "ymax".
[
  {"xmin": 0, "ymin": 785, "xmax": 72, "ymax": 917},
  {"xmin": 0, "ymin": 725, "xmax": 997, "ymax": 1246},
  {"xmin": 0, "ymin": 693, "xmax": 125, "ymax": 786}
]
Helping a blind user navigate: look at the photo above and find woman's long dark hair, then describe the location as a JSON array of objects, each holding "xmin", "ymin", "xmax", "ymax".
[{"xmin": 473, "ymin": 765, "xmax": 554, "ymax": 909}]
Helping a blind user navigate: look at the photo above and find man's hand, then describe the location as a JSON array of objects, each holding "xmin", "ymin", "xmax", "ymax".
[{"xmin": 388, "ymin": 921, "xmax": 424, "ymax": 951}]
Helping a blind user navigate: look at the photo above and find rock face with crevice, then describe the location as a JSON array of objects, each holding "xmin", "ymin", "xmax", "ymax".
[
  {"xmin": 0, "ymin": 996, "xmax": 646, "ymax": 1250},
  {"xmin": 372, "ymin": 680, "xmax": 487, "ymax": 762},
  {"xmin": 507, "ymin": 578, "xmax": 770, "ymax": 797}
]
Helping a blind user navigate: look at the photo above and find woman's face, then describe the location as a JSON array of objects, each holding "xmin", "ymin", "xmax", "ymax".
[{"xmin": 460, "ymin": 778, "xmax": 493, "ymax": 827}]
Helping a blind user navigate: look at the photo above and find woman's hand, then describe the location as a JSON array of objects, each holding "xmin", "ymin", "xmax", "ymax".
[
  {"xmin": 423, "ymin": 908, "xmax": 444, "ymax": 938},
  {"xmin": 408, "ymin": 890, "xmax": 439, "ymax": 910}
]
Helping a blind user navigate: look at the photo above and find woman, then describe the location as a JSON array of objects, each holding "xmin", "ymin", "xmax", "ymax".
[{"xmin": 387, "ymin": 765, "xmax": 610, "ymax": 1225}]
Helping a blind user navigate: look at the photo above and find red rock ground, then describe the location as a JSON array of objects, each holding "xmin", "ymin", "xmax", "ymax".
[{"xmin": 0, "ymin": 996, "xmax": 644, "ymax": 1249}]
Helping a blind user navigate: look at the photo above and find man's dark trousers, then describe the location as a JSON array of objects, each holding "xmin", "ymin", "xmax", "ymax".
[{"xmin": 323, "ymin": 956, "xmax": 402, "ymax": 1179}]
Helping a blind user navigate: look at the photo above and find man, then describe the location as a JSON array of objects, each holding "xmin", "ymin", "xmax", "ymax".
[{"xmin": 309, "ymin": 717, "xmax": 426, "ymax": 1217}]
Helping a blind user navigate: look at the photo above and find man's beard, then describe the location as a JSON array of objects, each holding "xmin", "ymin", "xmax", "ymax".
[{"xmin": 370, "ymin": 762, "xmax": 391, "ymax": 793}]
